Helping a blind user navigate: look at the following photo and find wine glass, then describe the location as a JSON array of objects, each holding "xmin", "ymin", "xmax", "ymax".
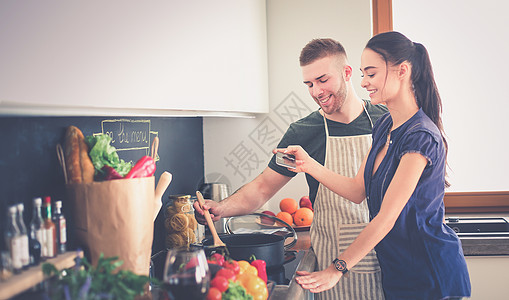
[{"xmin": 163, "ymin": 247, "xmax": 210, "ymax": 300}]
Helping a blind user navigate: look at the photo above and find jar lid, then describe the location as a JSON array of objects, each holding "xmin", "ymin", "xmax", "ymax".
[
  {"xmin": 168, "ymin": 194, "xmax": 191, "ymax": 201},
  {"xmin": 169, "ymin": 194, "xmax": 193, "ymax": 213}
]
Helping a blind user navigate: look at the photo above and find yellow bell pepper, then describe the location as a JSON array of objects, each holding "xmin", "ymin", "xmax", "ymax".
[
  {"xmin": 236, "ymin": 273, "xmax": 268, "ymax": 300},
  {"xmin": 237, "ymin": 260, "xmax": 258, "ymax": 276}
]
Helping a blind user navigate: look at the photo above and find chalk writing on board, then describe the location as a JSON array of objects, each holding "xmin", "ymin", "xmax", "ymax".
[{"xmin": 94, "ymin": 119, "xmax": 159, "ymax": 164}]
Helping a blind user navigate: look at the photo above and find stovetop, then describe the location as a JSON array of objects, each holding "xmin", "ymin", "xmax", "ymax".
[{"xmin": 267, "ymin": 250, "xmax": 305, "ymax": 285}]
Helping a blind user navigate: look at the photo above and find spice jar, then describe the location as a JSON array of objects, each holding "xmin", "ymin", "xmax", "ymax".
[{"xmin": 165, "ymin": 195, "xmax": 204, "ymax": 248}]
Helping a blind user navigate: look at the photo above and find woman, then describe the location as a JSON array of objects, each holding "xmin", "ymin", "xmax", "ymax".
[{"xmin": 280, "ymin": 31, "xmax": 471, "ymax": 299}]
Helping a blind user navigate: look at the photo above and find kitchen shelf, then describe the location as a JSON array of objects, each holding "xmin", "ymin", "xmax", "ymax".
[{"xmin": 0, "ymin": 250, "xmax": 83, "ymax": 299}]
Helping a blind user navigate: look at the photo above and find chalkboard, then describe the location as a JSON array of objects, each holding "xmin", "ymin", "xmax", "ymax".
[{"xmin": 0, "ymin": 116, "xmax": 204, "ymax": 253}]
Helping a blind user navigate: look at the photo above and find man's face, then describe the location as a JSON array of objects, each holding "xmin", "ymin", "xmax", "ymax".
[{"xmin": 301, "ymin": 55, "xmax": 348, "ymax": 115}]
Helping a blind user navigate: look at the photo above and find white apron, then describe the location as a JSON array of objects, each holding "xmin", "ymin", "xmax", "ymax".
[{"xmin": 310, "ymin": 106, "xmax": 384, "ymax": 300}]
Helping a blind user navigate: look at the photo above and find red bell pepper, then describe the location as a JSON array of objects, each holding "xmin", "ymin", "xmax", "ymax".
[
  {"xmin": 250, "ymin": 256, "xmax": 267, "ymax": 283},
  {"xmin": 125, "ymin": 156, "xmax": 156, "ymax": 179},
  {"xmin": 101, "ymin": 165, "xmax": 123, "ymax": 180}
]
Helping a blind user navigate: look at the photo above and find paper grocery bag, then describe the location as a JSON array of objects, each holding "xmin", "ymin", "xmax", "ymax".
[{"xmin": 66, "ymin": 176, "xmax": 155, "ymax": 275}]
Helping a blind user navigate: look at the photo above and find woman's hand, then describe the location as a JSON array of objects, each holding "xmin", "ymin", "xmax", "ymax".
[
  {"xmin": 295, "ymin": 264, "xmax": 343, "ymax": 293},
  {"xmin": 273, "ymin": 145, "xmax": 319, "ymax": 174}
]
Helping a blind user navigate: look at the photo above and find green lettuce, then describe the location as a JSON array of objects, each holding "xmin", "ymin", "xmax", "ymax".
[
  {"xmin": 86, "ymin": 134, "xmax": 132, "ymax": 179},
  {"xmin": 222, "ymin": 281, "xmax": 253, "ymax": 300}
]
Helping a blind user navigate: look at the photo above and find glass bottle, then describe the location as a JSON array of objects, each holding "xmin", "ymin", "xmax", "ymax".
[
  {"xmin": 15, "ymin": 203, "xmax": 30, "ymax": 269},
  {"xmin": 43, "ymin": 196, "xmax": 57, "ymax": 258},
  {"xmin": 52, "ymin": 200, "xmax": 67, "ymax": 254},
  {"xmin": 28, "ymin": 232, "xmax": 42, "ymax": 266},
  {"xmin": 5, "ymin": 205, "xmax": 23, "ymax": 273},
  {"xmin": 30, "ymin": 197, "xmax": 45, "ymax": 261}
]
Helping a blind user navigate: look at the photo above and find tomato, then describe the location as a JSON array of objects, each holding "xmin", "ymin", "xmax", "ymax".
[
  {"xmin": 216, "ymin": 268, "xmax": 236, "ymax": 281},
  {"xmin": 224, "ymin": 260, "xmax": 240, "ymax": 275},
  {"xmin": 236, "ymin": 273, "xmax": 268, "ymax": 300},
  {"xmin": 210, "ymin": 275, "xmax": 229, "ymax": 293},
  {"xmin": 206, "ymin": 287, "xmax": 222, "ymax": 300},
  {"xmin": 209, "ymin": 253, "xmax": 225, "ymax": 266}
]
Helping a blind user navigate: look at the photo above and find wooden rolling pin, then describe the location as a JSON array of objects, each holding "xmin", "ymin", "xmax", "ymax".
[{"xmin": 154, "ymin": 171, "xmax": 172, "ymax": 221}]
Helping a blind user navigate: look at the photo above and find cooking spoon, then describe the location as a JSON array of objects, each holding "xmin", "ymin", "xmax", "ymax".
[{"xmin": 195, "ymin": 191, "xmax": 229, "ymax": 255}]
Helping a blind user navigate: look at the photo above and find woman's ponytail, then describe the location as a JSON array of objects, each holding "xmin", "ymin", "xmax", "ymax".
[{"xmin": 411, "ymin": 42, "xmax": 443, "ymax": 135}]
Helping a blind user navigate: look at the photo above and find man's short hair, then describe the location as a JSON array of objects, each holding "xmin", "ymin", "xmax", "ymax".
[{"xmin": 299, "ymin": 38, "xmax": 347, "ymax": 66}]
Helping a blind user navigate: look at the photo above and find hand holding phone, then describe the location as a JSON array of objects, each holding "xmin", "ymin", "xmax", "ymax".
[{"xmin": 275, "ymin": 152, "xmax": 296, "ymax": 169}]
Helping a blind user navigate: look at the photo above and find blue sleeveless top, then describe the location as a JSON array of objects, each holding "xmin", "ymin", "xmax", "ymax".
[{"xmin": 363, "ymin": 109, "xmax": 471, "ymax": 299}]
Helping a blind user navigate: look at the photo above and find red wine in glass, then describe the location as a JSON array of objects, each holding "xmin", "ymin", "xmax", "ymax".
[
  {"xmin": 165, "ymin": 271, "xmax": 208, "ymax": 299},
  {"xmin": 163, "ymin": 248, "xmax": 210, "ymax": 300}
]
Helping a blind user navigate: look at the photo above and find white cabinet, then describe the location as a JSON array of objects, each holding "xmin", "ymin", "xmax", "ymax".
[
  {"xmin": 0, "ymin": 1, "xmax": 268, "ymax": 116},
  {"xmin": 465, "ymin": 256, "xmax": 509, "ymax": 299}
]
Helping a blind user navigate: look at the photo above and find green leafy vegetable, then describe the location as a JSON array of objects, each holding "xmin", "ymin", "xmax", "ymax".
[
  {"xmin": 86, "ymin": 134, "xmax": 132, "ymax": 179},
  {"xmin": 43, "ymin": 253, "xmax": 156, "ymax": 300},
  {"xmin": 222, "ymin": 281, "xmax": 253, "ymax": 300}
]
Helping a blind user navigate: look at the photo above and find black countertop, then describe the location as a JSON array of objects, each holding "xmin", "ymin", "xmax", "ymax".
[{"xmin": 459, "ymin": 237, "xmax": 509, "ymax": 256}]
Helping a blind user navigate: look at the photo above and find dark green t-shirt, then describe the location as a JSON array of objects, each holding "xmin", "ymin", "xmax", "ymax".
[{"xmin": 268, "ymin": 100, "xmax": 388, "ymax": 203}]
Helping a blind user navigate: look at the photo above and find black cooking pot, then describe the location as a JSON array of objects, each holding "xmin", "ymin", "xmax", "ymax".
[{"xmin": 201, "ymin": 213, "xmax": 297, "ymax": 268}]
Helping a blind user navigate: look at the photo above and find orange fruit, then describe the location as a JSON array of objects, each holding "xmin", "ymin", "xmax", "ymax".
[
  {"xmin": 279, "ymin": 198, "xmax": 298, "ymax": 214},
  {"xmin": 276, "ymin": 211, "xmax": 293, "ymax": 226},
  {"xmin": 293, "ymin": 207, "xmax": 314, "ymax": 226}
]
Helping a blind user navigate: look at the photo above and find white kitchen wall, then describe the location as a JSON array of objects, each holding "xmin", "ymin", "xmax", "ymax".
[
  {"xmin": 393, "ymin": 0, "xmax": 509, "ymax": 192},
  {"xmin": 203, "ymin": 0, "xmax": 372, "ymax": 213}
]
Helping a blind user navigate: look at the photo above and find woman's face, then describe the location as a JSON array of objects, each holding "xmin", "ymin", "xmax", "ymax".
[{"xmin": 360, "ymin": 48, "xmax": 400, "ymax": 105}]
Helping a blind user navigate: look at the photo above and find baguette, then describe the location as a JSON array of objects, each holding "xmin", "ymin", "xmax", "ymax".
[{"xmin": 64, "ymin": 126, "xmax": 94, "ymax": 183}]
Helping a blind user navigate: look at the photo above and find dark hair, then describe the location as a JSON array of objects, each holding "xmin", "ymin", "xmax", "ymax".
[
  {"xmin": 366, "ymin": 31, "xmax": 450, "ymax": 187},
  {"xmin": 300, "ymin": 38, "xmax": 347, "ymax": 66}
]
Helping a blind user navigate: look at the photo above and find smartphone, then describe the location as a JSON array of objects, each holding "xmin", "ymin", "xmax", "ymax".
[{"xmin": 275, "ymin": 152, "xmax": 296, "ymax": 169}]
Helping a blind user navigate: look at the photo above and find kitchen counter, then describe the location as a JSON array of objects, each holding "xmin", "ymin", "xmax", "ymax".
[
  {"xmin": 271, "ymin": 230, "xmax": 315, "ymax": 300},
  {"xmin": 459, "ymin": 236, "xmax": 509, "ymax": 256},
  {"xmin": 291, "ymin": 230, "xmax": 311, "ymax": 251}
]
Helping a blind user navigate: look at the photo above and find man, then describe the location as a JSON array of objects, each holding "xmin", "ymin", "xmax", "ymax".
[{"xmin": 194, "ymin": 38, "xmax": 387, "ymax": 299}]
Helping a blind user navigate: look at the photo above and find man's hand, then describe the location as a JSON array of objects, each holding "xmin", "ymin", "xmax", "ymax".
[
  {"xmin": 193, "ymin": 199, "xmax": 223, "ymax": 224},
  {"xmin": 192, "ymin": 167, "xmax": 292, "ymax": 225}
]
